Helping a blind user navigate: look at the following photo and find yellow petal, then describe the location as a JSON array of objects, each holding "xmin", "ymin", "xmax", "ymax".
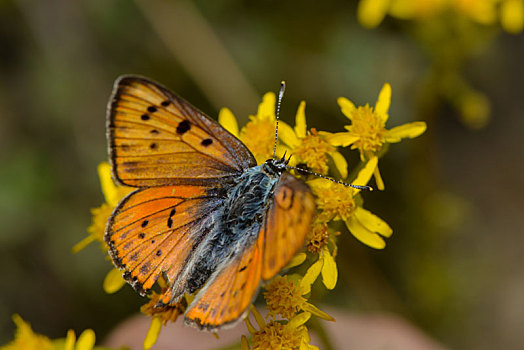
[
  {"xmin": 97, "ymin": 162, "xmax": 120, "ymax": 207},
  {"xmin": 375, "ymin": 83, "xmax": 391, "ymax": 123},
  {"xmin": 241, "ymin": 335, "xmax": 250, "ymax": 350},
  {"xmin": 64, "ymin": 330, "xmax": 76, "ymax": 350},
  {"xmin": 346, "ymin": 217, "xmax": 386, "ymax": 249},
  {"xmin": 501, "ymin": 0, "xmax": 524, "ymax": 33},
  {"xmin": 257, "ymin": 92, "xmax": 276, "ymax": 120},
  {"xmin": 143, "ymin": 317, "xmax": 162, "ymax": 350},
  {"xmin": 278, "ymin": 121, "xmax": 300, "ymax": 148},
  {"xmin": 330, "ymin": 151, "xmax": 348, "ymax": 179},
  {"xmin": 250, "ymin": 305, "xmax": 266, "ymax": 329},
  {"xmin": 302, "ymin": 303, "xmax": 335, "ymax": 321},
  {"xmin": 103, "ymin": 268, "xmax": 126, "ymax": 294},
  {"xmin": 286, "ymin": 252, "xmax": 307, "ymax": 269},
  {"xmin": 385, "ymin": 121, "xmax": 427, "ymax": 143},
  {"xmin": 321, "ymin": 249, "xmax": 337, "ymax": 290},
  {"xmin": 75, "ymin": 329, "xmax": 95, "ymax": 350},
  {"xmin": 244, "ymin": 316, "xmax": 257, "ymax": 334},
  {"xmin": 354, "ymin": 207, "xmax": 393, "ymax": 238},
  {"xmin": 288, "ymin": 312, "xmax": 311, "ymax": 328},
  {"xmin": 294, "ymin": 101, "xmax": 307, "ymax": 139},
  {"xmin": 373, "ymin": 164, "xmax": 385, "ymax": 191},
  {"xmin": 352, "ymin": 156, "xmax": 378, "ymax": 191},
  {"xmin": 323, "ymin": 132, "xmax": 360, "ymax": 147},
  {"xmin": 218, "ymin": 107, "xmax": 239, "ymax": 137},
  {"xmin": 72, "ymin": 235, "xmax": 96, "ymax": 253},
  {"xmin": 337, "ymin": 97, "xmax": 356, "ymax": 120},
  {"xmin": 357, "ymin": 0, "xmax": 390, "ymax": 28},
  {"xmin": 300, "ymin": 258, "xmax": 323, "ymax": 294}
]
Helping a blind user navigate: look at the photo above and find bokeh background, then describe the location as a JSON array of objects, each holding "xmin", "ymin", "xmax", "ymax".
[{"xmin": 1, "ymin": 0, "xmax": 523, "ymax": 348}]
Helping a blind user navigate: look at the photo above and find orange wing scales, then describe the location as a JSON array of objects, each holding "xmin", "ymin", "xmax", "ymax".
[
  {"xmin": 185, "ymin": 236, "xmax": 264, "ymax": 330},
  {"xmin": 105, "ymin": 186, "xmax": 222, "ymax": 295},
  {"xmin": 105, "ymin": 76, "xmax": 317, "ymax": 331},
  {"xmin": 183, "ymin": 173, "xmax": 315, "ymax": 330},
  {"xmin": 108, "ymin": 76, "xmax": 256, "ymax": 187},
  {"xmin": 262, "ymin": 173, "xmax": 316, "ymax": 280}
]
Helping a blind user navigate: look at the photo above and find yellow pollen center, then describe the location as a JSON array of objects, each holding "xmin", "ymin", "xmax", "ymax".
[
  {"xmin": 347, "ymin": 105, "xmax": 386, "ymax": 154},
  {"xmin": 292, "ymin": 130, "xmax": 335, "ymax": 175},
  {"xmin": 313, "ymin": 182, "xmax": 357, "ymax": 222},
  {"xmin": 264, "ymin": 276, "xmax": 306, "ymax": 319}
]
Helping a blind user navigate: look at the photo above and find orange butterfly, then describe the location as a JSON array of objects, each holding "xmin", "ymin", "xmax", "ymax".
[{"xmin": 104, "ymin": 76, "xmax": 316, "ymax": 330}]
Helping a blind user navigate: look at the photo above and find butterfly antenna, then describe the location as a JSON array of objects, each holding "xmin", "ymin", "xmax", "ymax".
[
  {"xmin": 273, "ymin": 81, "xmax": 286, "ymax": 159},
  {"xmin": 286, "ymin": 165, "xmax": 373, "ymax": 191}
]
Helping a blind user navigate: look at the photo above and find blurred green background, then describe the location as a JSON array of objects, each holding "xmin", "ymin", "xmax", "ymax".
[{"xmin": 1, "ymin": 0, "xmax": 523, "ymax": 348}]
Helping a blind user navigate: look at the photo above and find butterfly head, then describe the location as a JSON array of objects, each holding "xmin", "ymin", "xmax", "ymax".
[{"xmin": 263, "ymin": 153, "xmax": 290, "ymax": 177}]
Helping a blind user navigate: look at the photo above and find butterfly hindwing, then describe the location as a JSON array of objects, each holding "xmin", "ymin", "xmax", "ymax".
[
  {"xmin": 105, "ymin": 184, "xmax": 223, "ymax": 296},
  {"xmin": 184, "ymin": 232, "xmax": 264, "ymax": 330},
  {"xmin": 107, "ymin": 76, "xmax": 256, "ymax": 187},
  {"xmin": 183, "ymin": 172, "xmax": 315, "ymax": 330},
  {"xmin": 262, "ymin": 172, "xmax": 316, "ymax": 279}
]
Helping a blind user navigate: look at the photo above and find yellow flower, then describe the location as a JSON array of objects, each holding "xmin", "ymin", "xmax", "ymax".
[
  {"xmin": 278, "ymin": 101, "xmax": 348, "ymax": 178},
  {"xmin": 307, "ymin": 222, "xmax": 330, "ymax": 253},
  {"xmin": 323, "ymin": 83, "xmax": 426, "ymax": 190},
  {"xmin": 307, "ymin": 157, "xmax": 392, "ymax": 249},
  {"xmin": 501, "ymin": 0, "xmax": 524, "ymax": 33},
  {"xmin": 1, "ymin": 315, "xmax": 53, "ymax": 350},
  {"xmin": 1, "ymin": 314, "xmax": 97, "ymax": 350},
  {"xmin": 358, "ymin": 0, "xmax": 524, "ymax": 33},
  {"xmin": 139, "ymin": 278, "xmax": 191, "ymax": 349},
  {"xmin": 74, "ymin": 162, "xmax": 132, "ymax": 253},
  {"xmin": 246, "ymin": 308, "xmax": 319, "ymax": 350},
  {"xmin": 75, "ymin": 162, "xmax": 132, "ymax": 294},
  {"xmin": 299, "ymin": 248, "xmax": 340, "ymax": 292},
  {"xmin": 219, "ymin": 93, "xmax": 280, "ymax": 164},
  {"xmin": 264, "ymin": 276, "xmax": 308, "ymax": 319},
  {"xmin": 264, "ymin": 275, "xmax": 334, "ymax": 322}
]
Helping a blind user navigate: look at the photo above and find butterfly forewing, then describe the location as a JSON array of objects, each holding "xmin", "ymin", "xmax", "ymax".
[{"xmin": 108, "ymin": 76, "xmax": 256, "ymax": 187}]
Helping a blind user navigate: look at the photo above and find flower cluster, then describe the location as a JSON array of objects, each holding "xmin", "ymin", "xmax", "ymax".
[
  {"xmin": 357, "ymin": 0, "xmax": 521, "ymax": 130},
  {"xmin": 1, "ymin": 314, "xmax": 99, "ymax": 350},
  {"xmin": 219, "ymin": 83, "xmax": 425, "ymax": 348},
  {"xmin": 358, "ymin": 0, "xmax": 524, "ymax": 33},
  {"xmin": 72, "ymin": 83, "xmax": 425, "ymax": 349}
]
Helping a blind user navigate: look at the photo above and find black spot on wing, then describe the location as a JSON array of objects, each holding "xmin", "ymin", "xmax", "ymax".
[
  {"xmin": 201, "ymin": 138, "xmax": 213, "ymax": 146},
  {"xmin": 176, "ymin": 120, "xmax": 191, "ymax": 134}
]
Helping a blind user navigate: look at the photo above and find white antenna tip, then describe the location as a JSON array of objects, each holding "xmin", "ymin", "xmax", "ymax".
[{"xmin": 279, "ymin": 81, "xmax": 286, "ymax": 96}]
